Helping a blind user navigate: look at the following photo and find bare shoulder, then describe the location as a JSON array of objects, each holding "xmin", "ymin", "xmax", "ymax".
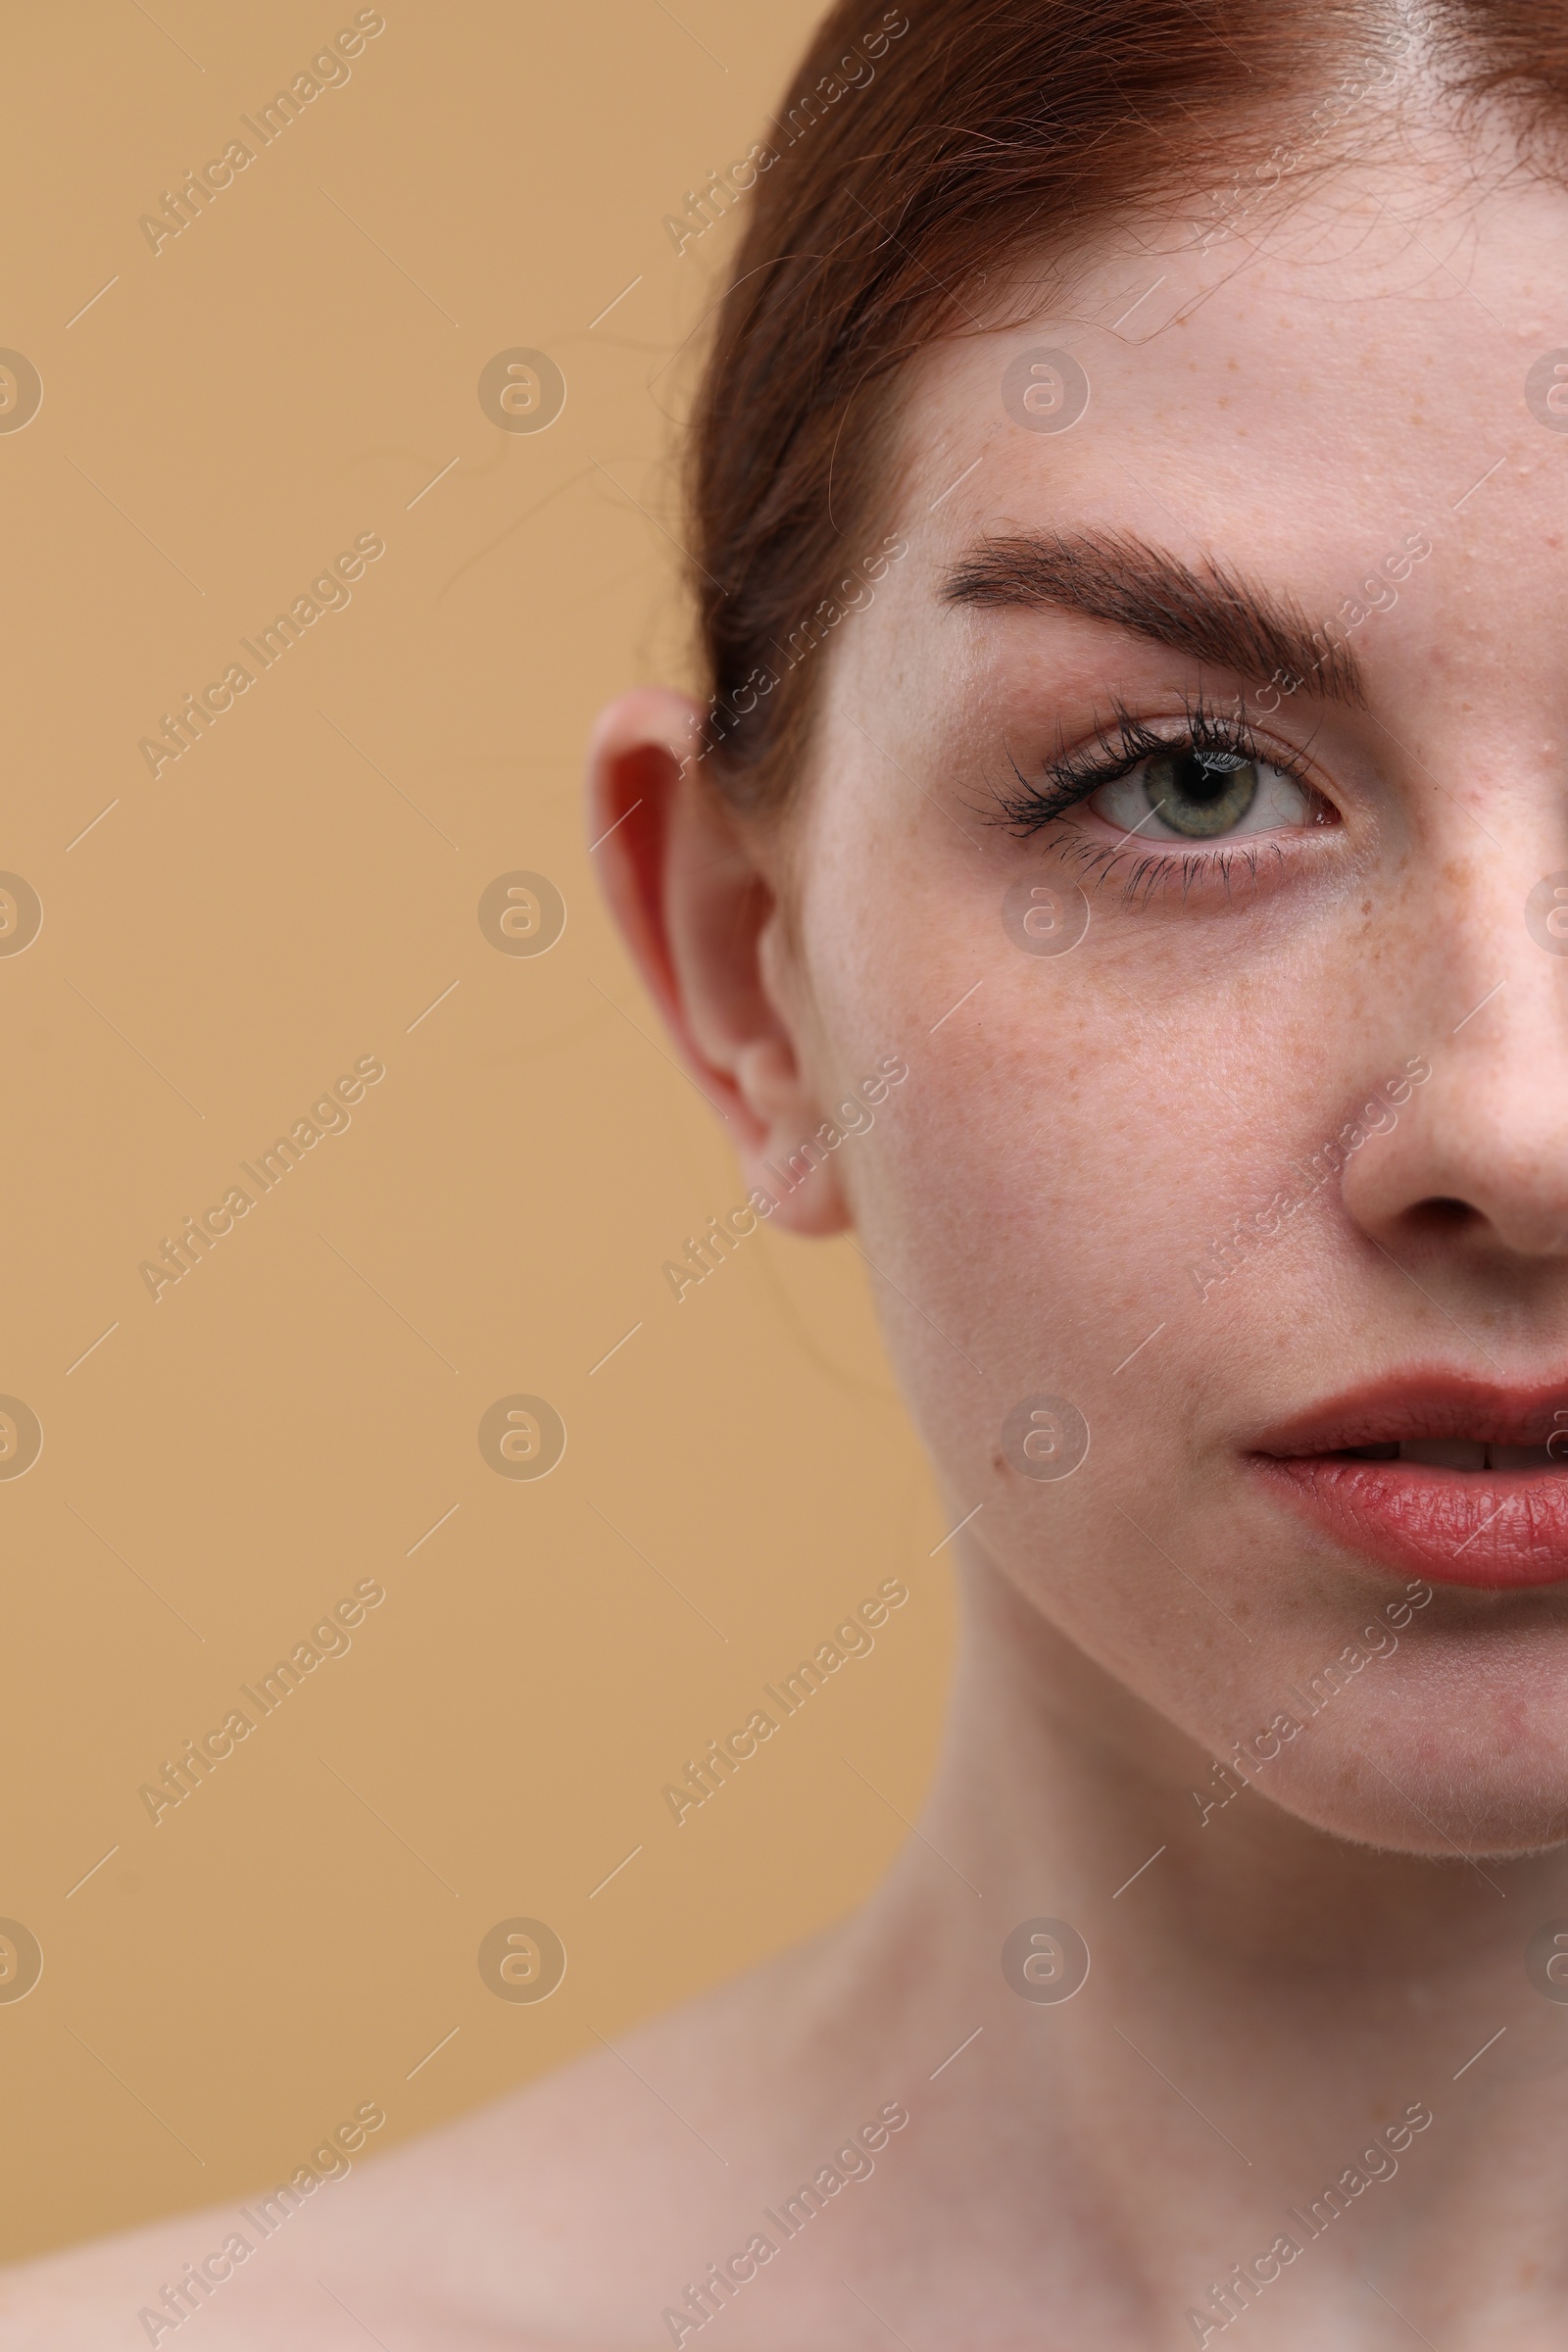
[{"xmin": 0, "ymin": 1928, "xmax": 916, "ymax": 2350}]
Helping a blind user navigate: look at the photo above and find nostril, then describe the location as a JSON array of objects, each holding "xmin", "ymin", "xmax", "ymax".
[
  {"xmin": 1408, "ymin": 1196, "xmax": 1476, "ymax": 1232},
  {"xmin": 1400, "ymin": 1195, "xmax": 1486, "ymax": 1250}
]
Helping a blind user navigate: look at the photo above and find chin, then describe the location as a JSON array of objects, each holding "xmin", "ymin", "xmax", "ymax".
[
  {"xmin": 1276, "ymin": 1777, "xmax": 1568, "ymax": 1862},
  {"xmin": 1255, "ymin": 1676, "xmax": 1568, "ymax": 1860}
]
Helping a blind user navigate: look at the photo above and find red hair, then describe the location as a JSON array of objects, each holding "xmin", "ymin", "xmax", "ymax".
[{"xmin": 685, "ymin": 0, "xmax": 1568, "ymax": 810}]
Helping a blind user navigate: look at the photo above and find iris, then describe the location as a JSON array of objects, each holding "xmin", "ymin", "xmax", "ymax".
[{"xmin": 1144, "ymin": 748, "xmax": 1257, "ymax": 837}]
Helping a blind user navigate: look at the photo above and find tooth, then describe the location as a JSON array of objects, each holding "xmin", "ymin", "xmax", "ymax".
[{"xmin": 1398, "ymin": 1439, "xmax": 1487, "ymax": 1468}]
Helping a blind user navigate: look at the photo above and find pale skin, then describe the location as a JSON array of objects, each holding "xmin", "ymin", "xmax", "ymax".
[{"xmin": 16, "ymin": 120, "xmax": 1568, "ymax": 2352}]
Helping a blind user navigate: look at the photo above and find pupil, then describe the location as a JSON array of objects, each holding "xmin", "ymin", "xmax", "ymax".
[
  {"xmin": 1145, "ymin": 749, "xmax": 1257, "ymax": 838},
  {"xmin": 1181, "ymin": 756, "xmax": 1230, "ymax": 802}
]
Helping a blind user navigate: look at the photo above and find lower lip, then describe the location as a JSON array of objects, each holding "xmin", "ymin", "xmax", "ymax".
[{"xmin": 1255, "ymin": 1455, "xmax": 1568, "ymax": 1588}]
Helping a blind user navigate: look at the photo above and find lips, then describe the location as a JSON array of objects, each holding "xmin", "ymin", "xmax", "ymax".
[{"xmin": 1250, "ymin": 1374, "xmax": 1568, "ymax": 1589}]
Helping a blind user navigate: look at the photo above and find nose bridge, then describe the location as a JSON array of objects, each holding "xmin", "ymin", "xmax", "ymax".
[
  {"xmin": 1431, "ymin": 839, "xmax": 1568, "ymax": 1085},
  {"xmin": 1341, "ymin": 843, "xmax": 1568, "ymax": 1254}
]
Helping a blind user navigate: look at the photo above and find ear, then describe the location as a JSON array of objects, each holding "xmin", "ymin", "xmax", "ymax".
[{"xmin": 585, "ymin": 685, "xmax": 850, "ymax": 1236}]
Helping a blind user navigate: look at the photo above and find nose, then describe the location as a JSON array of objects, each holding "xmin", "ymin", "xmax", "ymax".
[{"xmin": 1343, "ymin": 876, "xmax": 1568, "ymax": 1267}]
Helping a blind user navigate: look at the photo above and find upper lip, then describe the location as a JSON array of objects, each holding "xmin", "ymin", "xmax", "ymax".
[{"xmin": 1251, "ymin": 1371, "xmax": 1568, "ymax": 1457}]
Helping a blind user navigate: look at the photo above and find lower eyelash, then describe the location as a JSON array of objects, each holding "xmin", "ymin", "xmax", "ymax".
[{"xmin": 1056, "ymin": 827, "xmax": 1283, "ymax": 907}]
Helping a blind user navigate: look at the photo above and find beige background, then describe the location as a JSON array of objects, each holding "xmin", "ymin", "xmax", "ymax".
[{"xmin": 1, "ymin": 0, "xmax": 954, "ymax": 2259}]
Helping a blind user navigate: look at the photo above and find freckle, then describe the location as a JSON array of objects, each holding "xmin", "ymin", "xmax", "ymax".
[{"xmin": 1361, "ymin": 899, "xmax": 1373, "ymax": 915}]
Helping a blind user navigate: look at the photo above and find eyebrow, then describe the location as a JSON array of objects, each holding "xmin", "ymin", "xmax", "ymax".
[{"xmin": 939, "ymin": 528, "xmax": 1365, "ymax": 708}]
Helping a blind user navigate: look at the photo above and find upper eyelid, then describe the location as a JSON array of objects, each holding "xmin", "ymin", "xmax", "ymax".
[
  {"xmin": 980, "ymin": 700, "xmax": 1340, "ymax": 843},
  {"xmin": 1050, "ymin": 708, "xmax": 1312, "ymax": 788},
  {"xmin": 1034, "ymin": 709, "xmax": 1325, "ymax": 821}
]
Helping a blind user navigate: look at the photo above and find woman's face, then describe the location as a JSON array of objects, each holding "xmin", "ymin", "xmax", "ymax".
[{"xmin": 756, "ymin": 145, "xmax": 1568, "ymax": 1858}]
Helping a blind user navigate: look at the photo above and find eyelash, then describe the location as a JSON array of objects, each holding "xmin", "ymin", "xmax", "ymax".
[{"xmin": 982, "ymin": 694, "xmax": 1326, "ymax": 904}]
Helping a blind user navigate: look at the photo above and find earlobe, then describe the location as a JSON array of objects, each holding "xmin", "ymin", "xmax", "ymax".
[{"xmin": 584, "ymin": 687, "xmax": 853, "ymax": 1237}]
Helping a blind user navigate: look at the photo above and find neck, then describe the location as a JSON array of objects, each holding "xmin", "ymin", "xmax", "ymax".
[{"xmin": 826, "ymin": 1549, "xmax": 1568, "ymax": 2342}]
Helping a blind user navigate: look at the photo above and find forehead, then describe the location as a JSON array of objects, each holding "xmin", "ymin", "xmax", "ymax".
[{"xmin": 887, "ymin": 156, "xmax": 1568, "ymax": 608}]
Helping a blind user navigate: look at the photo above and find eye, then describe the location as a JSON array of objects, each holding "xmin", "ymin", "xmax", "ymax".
[{"xmin": 1087, "ymin": 747, "xmax": 1328, "ymax": 843}]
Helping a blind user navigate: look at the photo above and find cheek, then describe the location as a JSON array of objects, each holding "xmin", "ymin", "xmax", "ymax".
[
  {"xmin": 846, "ymin": 908, "xmax": 1266, "ymax": 1432},
  {"xmin": 808, "ymin": 851, "xmax": 1351, "ymax": 1700}
]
